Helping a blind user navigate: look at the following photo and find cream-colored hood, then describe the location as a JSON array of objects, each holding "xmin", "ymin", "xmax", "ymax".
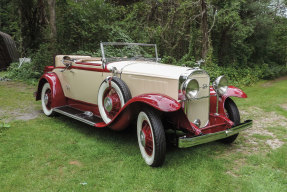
[{"xmin": 107, "ymin": 61, "xmax": 191, "ymax": 79}]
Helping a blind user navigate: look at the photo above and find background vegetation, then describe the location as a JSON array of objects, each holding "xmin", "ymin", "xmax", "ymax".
[{"xmin": 1, "ymin": 0, "xmax": 287, "ymax": 85}]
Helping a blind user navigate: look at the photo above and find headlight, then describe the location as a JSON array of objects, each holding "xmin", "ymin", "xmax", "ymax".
[
  {"xmin": 213, "ymin": 76, "xmax": 228, "ymax": 96},
  {"xmin": 182, "ymin": 79, "xmax": 199, "ymax": 99}
]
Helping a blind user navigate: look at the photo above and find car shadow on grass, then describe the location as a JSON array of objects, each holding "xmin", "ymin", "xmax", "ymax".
[{"xmin": 54, "ymin": 114, "xmax": 227, "ymax": 167}]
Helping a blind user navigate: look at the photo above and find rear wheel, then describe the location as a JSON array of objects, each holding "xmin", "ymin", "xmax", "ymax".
[
  {"xmin": 137, "ymin": 109, "xmax": 166, "ymax": 167},
  {"xmin": 41, "ymin": 83, "xmax": 55, "ymax": 116},
  {"xmin": 220, "ymin": 98, "xmax": 240, "ymax": 144}
]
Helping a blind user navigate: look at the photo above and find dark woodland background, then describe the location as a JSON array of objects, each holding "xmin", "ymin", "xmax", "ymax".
[{"xmin": 1, "ymin": 0, "xmax": 286, "ymax": 85}]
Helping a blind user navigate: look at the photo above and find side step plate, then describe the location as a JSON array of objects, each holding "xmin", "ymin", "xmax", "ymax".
[{"xmin": 54, "ymin": 106, "xmax": 103, "ymax": 126}]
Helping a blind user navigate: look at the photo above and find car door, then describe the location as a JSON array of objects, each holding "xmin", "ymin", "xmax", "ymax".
[{"xmin": 56, "ymin": 58, "xmax": 111, "ymax": 105}]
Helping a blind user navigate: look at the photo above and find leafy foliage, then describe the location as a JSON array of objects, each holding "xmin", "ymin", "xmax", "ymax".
[{"xmin": 2, "ymin": 0, "xmax": 287, "ymax": 85}]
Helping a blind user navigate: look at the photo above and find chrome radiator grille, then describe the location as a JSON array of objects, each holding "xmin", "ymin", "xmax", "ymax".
[{"xmin": 184, "ymin": 73, "xmax": 210, "ymax": 128}]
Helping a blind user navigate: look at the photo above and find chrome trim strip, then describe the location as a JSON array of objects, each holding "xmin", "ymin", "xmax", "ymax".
[
  {"xmin": 178, "ymin": 120, "xmax": 253, "ymax": 148},
  {"xmin": 54, "ymin": 108, "xmax": 95, "ymax": 126}
]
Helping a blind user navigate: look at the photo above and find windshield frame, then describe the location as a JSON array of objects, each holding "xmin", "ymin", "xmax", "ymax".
[{"xmin": 100, "ymin": 42, "xmax": 159, "ymax": 64}]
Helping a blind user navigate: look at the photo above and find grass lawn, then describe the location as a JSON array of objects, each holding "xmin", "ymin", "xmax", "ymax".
[{"xmin": 0, "ymin": 77, "xmax": 286, "ymax": 192}]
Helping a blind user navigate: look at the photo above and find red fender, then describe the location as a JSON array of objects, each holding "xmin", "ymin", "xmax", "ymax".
[
  {"xmin": 125, "ymin": 94, "xmax": 181, "ymax": 112},
  {"xmin": 35, "ymin": 73, "xmax": 66, "ymax": 108},
  {"xmin": 210, "ymin": 86, "xmax": 247, "ymax": 114},
  {"xmin": 223, "ymin": 86, "xmax": 247, "ymax": 99},
  {"xmin": 97, "ymin": 94, "xmax": 182, "ymax": 131}
]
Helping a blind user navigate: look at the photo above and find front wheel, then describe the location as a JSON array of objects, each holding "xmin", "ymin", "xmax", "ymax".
[
  {"xmin": 137, "ymin": 109, "xmax": 166, "ymax": 167},
  {"xmin": 220, "ymin": 98, "xmax": 240, "ymax": 144}
]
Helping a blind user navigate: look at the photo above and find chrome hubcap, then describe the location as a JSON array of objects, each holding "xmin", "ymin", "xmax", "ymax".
[
  {"xmin": 44, "ymin": 94, "xmax": 49, "ymax": 105},
  {"xmin": 104, "ymin": 97, "xmax": 113, "ymax": 112},
  {"xmin": 140, "ymin": 130, "xmax": 146, "ymax": 147}
]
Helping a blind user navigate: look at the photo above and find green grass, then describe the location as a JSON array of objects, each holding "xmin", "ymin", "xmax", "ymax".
[
  {"xmin": 0, "ymin": 78, "xmax": 286, "ymax": 191},
  {"xmin": 234, "ymin": 77, "xmax": 287, "ymax": 117}
]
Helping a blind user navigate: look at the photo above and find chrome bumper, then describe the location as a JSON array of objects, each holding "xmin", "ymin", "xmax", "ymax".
[{"xmin": 178, "ymin": 120, "xmax": 253, "ymax": 148}]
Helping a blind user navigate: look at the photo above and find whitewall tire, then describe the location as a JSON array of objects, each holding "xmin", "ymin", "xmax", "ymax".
[
  {"xmin": 41, "ymin": 83, "xmax": 54, "ymax": 116},
  {"xmin": 137, "ymin": 109, "xmax": 166, "ymax": 167},
  {"xmin": 98, "ymin": 77, "xmax": 131, "ymax": 124}
]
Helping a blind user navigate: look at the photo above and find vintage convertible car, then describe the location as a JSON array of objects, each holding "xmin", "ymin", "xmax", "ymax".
[{"xmin": 35, "ymin": 42, "xmax": 252, "ymax": 167}]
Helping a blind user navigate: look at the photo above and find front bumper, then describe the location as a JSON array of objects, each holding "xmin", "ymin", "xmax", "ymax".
[{"xmin": 178, "ymin": 120, "xmax": 253, "ymax": 148}]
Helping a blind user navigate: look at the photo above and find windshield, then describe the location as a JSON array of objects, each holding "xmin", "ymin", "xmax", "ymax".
[{"xmin": 100, "ymin": 42, "xmax": 159, "ymax": 63}]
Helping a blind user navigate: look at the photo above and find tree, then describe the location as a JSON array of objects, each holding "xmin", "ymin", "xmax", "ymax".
[
  {"xmin": 47, "ymin": 0, "xmax": 56, "ymax": 42},
  {"xmin": 200, "ymin": 0, "xmax": 209, "ymax": 59}
]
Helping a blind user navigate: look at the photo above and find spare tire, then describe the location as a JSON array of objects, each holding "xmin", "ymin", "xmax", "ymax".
[{"xmin": 98, "ymin": 77, "xmax": 132, "ymax": 124}]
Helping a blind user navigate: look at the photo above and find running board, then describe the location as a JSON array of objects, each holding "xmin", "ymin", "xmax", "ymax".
[{"xmin": 54, "ymin": 106, "xmax": 103, "ymax": 126}]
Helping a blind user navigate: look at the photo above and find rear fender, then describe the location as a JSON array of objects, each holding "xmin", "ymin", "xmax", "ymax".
[
  {"xmin": 35, "ymin": 73, "xmax": 66, "ymax": 108},
  {"xmin": 210, "ymin": 86, "xmax": 247, "ymax": 114}
]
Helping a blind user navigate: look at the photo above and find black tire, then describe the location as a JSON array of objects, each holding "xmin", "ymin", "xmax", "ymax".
[
  {"xmin": 220, "ymin": 98, "xmax": 240, "ymax": 144},
  {"xmin": 98, "ymin": 77, "xmax": 132, "ymax": 123},
  {"xmin": 111, "ymin": 77, "xmax": 132, "ymax": 102},
  {"xmin": 137, "ymin": 109, "xmax": 166, "ymax": 167}
]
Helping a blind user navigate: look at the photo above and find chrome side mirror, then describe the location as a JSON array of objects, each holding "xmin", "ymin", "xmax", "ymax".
[{"xmin": 61, "ymin": 56, "xmax": 73, "ymax": 72}]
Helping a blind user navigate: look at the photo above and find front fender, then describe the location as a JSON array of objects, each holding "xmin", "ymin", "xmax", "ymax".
[
  {"xmin": 223, "ymin": 86, "xmax": 247, "ymax": 100},
  {"xmin": 35, "ymin": 73, "xmax": 66, "ymax": 108},
  {"xmin": 126, "ymin": 94, "xmax": 181, "ymax": 112},
  {"xmin": 210, "ymin": 86, "xmax": 247, "ymax": 114},
  {"xmin": 99, "ymin": 94, "xmax": 182, "ymax": 131}
]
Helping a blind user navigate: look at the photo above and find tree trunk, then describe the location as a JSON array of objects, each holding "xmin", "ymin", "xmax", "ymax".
[
  {"xmin": 200, "ymin": 0, "xmax": 208, "ymax": 60},
  {"xmin": 47, "ymin": 0, "xmax": 56, "ymax": 42}
]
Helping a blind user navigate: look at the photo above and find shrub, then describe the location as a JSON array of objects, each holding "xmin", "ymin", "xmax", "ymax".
[
  {"xmin": 6, "ymin": 62, "xmax": 40, "ymax": 84},
  {"xmin": 6, "ymin": 43, "xmax": 55, "ymax": 83}
]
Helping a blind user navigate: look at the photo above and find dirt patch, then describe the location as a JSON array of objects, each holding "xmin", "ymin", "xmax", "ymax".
[
  {"xmin": 241, "ymin": 107, "xmax": 285, "ymax": 150},
  {"xmin": 0, "ymin": 81, "xmax": 40, "ymax": 122},
  {"xmin": 266, "ymin": 139, "xmax": 284, "ymax": 150},
  {"xmin": 15, "ymin": 110, "xmax": 41, "ymax": 121},
  {"xmin": 280, "ymin": 103, "xmax": 287, "ymax": 111},
  {"xmin": 69, "ymin": 160, "xmax": 82, "ymax": 167},
  {"xmin": 0, "ymin": 107, "xmax": 41, "ymax": 122},
  {"xmin": 218, "ymin": 107, "xmax": 286, "ymax": 159}
]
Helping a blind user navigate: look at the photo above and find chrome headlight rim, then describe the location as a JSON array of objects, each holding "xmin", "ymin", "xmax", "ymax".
[
  {"xmin": 182, "ymin": 78, "xmax": 199, "ymax": 100},
  {"xmin": 213, "ymin": 75, "xmax": 228, "ymax": 96}
]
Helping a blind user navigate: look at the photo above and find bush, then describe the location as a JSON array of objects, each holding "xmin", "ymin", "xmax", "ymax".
[
  {"xmin": 6, "ymin": 62, "xmax": 40, "ymax": 84},
  {"xmin": 203, "ymin": 62, "xmax": 272, "ymax": 87},
  {"xmin": 6, "ymin": 43, "xmax": 55, "ymax": 83},
  {"xmin": 262, "ymin": 63, "xmax": 287, "ymax": 79}
]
